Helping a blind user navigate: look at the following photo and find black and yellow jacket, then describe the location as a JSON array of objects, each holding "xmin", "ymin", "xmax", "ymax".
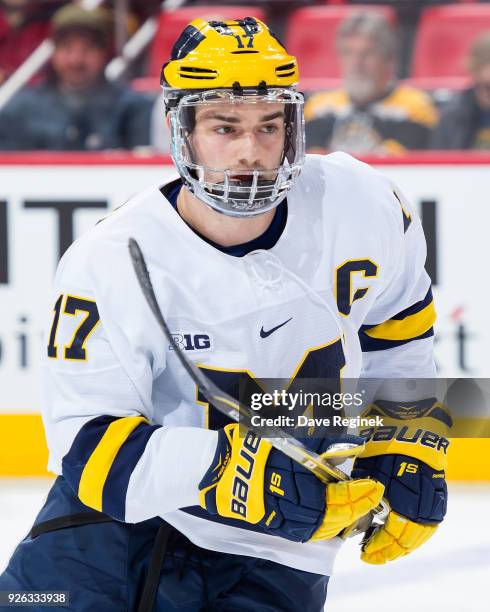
[{"xmin": 305, "ymin": 84, "xmax": 438, "ymax": 154}]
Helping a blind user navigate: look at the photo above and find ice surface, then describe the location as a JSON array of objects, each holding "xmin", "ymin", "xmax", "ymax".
[{"xmin": 0, "ymin": 479, "xmax": 488, "ymax": 611}]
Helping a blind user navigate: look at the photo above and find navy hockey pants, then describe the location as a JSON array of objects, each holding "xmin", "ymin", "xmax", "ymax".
[{"xmin": 0, "ymin": 478, "xmax": 329, "ymax": 611}]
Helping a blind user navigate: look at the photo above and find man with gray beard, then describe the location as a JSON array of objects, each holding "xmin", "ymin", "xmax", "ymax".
[{"xmin": 305, "ymin": 12, "xmax": 437, "ymax": 155}]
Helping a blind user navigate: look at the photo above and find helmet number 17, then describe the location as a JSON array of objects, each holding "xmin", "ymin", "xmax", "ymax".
[{"xmin": 234, "ymin": 35, "xmax": 254, "ymax": 49}]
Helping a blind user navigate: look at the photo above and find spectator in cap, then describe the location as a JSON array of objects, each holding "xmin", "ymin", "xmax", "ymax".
[
  {"xmin": 304, "ymin": 12, "xmax": 438, "ymax": 154},
  {"xmin": 0, "ymin": 2, "xmax": 152, "ymax": 150},
  {"xmin": 431, "ymin": 32, "xmax": 490, "ymax": 150}
]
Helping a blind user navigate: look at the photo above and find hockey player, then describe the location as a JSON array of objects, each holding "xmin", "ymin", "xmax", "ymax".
[{"xmin": 0, "ymin": 18, "xmax": 447, "ymax": 611}]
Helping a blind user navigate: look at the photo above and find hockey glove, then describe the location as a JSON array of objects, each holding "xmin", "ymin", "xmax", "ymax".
[
  {"xmin": 199, "ymin": 424, "xmax": 384, "ymax": 543},
  {"xmin": 352, "ymin": 399, "xmax": 450, "ymax": 564}
]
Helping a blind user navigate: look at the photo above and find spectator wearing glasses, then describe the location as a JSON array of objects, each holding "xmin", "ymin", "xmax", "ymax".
[
  {"xmin": 304, "ymin": 12, "xmax": 438, "ymax": 154},
  {"xmin": 432, "ymin": 32, "xmax": 490, "ymax": 151},
  {"xmin": 0, "ymin": 3, "xmax": 152, "ymax": 151}
]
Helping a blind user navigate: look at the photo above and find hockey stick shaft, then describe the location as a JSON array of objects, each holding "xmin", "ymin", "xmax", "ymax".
[
  {"xmin": 128, "ymin": 238, "xmax": 389, "ymax": 530},
  {"xmin": 128, "ymin": 238, "xmax": 354, "ymax": 484}
]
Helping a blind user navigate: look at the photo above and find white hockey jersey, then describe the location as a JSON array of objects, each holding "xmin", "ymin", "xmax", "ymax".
[{"xmin": 41, "ymin": 153, "xmax": 436, "ymax": 576}]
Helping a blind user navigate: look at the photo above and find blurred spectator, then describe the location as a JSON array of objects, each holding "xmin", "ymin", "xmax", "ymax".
[
  {"xmin": 304, "ymin": 13, "xmax": 438, "ymax": 154},
  {"xmin": 431, "ymin": 32, "xmax": 490, "ymax": 150},
  {"xmin": 0, "ymin": 3, "xmax": 152, "ymax": 151},
  {"xmin": 0, "ymin": 0, "xmax": 62, "ymax": 85},
  {"xmin": 348, "ymin": 1, "xmax": 454, "ymax": 76}
]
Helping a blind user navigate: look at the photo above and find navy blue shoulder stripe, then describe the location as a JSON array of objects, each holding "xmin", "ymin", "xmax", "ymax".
[
  {"xmin": 359, "ymin": 326, "xmax": 434, "ymax": 352},
  {"xmin": 62, "ymin": 415, "xmax": 119, "ymax": 493},
  {"xmin": 389, "ymin": 287, "xmax": 433, "ymax": 322}
]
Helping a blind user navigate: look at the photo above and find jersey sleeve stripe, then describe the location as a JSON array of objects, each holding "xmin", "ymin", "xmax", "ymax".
[
  {"xmin": 388, "ymin": 287, "xmax": 433, "ymax": 321},
  {"xmin": 77, "ymin": 416, "xmax": 148, "ymax": 511},
  {"xmin": 358, "ymin": 326, "xmax": 434, "ymax": 352},
  {"xmin": 101, "ymin": 421, "xmax": 161, "ymax": 520},
  {"xmin": 363, "ymin": 300, "xmax": 435, "ymax": 341},
  {"xmin": 359, "ymin": 288, "xmax": 435, "ymax": 347},
  {"xmin": 62, "ymin": 415, "xmax": 120, "ymax": 491}
]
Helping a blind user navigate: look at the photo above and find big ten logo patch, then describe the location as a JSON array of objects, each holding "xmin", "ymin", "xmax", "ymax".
[{"xmin": 170, "ymin": 333, "xmax": 212, "ymax": 351}]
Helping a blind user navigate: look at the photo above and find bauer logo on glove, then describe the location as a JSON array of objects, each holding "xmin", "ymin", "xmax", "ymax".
[
  {"xmin": 199, "ymin": 424, "xmax": 385, "ymax": 543},
  {"xmin": 352, "ymin": 398, "xmax": 450, "ymax": 564}
]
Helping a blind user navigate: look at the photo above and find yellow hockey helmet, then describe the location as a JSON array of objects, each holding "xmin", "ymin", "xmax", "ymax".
[
  {"xmin": 161, "ymin": 17, "xmax": 299, "ymax": 94},
  {"xmin": 161, "ymin": 17, "xmax": 305, "ymax": 217}
]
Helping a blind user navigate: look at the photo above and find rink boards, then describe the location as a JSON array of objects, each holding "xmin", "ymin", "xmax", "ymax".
[{"xmin": 0, "ymin": 153, "xmax": 489, "ymax": 479}]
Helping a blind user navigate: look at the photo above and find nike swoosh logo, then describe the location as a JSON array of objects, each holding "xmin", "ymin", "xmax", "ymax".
[{"xmin": 260, "ymin": 317, "xmax": 292, "ymax": 339}]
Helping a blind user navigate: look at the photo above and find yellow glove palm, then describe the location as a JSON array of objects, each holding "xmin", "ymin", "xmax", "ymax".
[
  {"xmin": 361, "ymin": 511, "xmax": 438, "ymax": 564},
  {"xmin": 311, "ymin": 479, "xmax": 384, "ymax": 541}
]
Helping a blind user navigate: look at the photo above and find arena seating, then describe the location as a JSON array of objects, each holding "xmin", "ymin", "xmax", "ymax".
[
  {"xmin": 147, "ymin": 6, "xmax": 267, "ymax": 78},
  {"xmin": 284, "ymin": 5, "xmax": 396, "ymax": 86},
  {"xmin": 411, "ymin": 5, "xmax": 490, "ymax": 78}
]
